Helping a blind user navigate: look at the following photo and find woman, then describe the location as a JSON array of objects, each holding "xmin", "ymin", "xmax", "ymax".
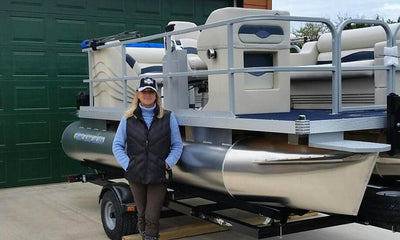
[{"xmin": 112, "ymin": 77, "xmax": 183, "ymax": 240}]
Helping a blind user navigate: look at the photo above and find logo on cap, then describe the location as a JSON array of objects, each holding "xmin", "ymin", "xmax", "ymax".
[
  {"xmin": 138, "ymin": 77, "xmax": 158, "ymax": 92},
  {"xmin": 144, "ymin": 78, "xmax": 154, "ymax": 85}
]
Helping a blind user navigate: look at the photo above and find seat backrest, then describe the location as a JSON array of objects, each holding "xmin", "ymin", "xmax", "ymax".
[
  {"xmin": 316, "ymin": 23, "xmax": 400, "ymax": 64},
  {"xmin": 197, "ymin": 7, "xmax": 290, "ymax": 51},
  {"xmin": 168, "ymin": 21, "xmax": 207, "ymax": 71},
  {"xmin": 169, "ymin": 21, "xmax": 199, "ymax": 41}
]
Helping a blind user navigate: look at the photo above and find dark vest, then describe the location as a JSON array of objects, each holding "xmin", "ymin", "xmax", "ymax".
[{"xmin": 125, "ymin": 106, "xmax": 171, "ymax": 184}]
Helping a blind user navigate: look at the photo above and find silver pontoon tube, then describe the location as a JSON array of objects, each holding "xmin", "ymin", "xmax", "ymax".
[
  {"xmin": 62, "ymin": 121, "xmax": 377, "ymax": 215},
  {"xmin": 175, "ymin": 138, "xmax": 377, "ymax": 215}
]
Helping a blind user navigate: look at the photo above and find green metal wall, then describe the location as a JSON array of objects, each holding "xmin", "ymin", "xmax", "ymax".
[{"xmin": 0, "ymin": 0, "xmax": 233, "ymax": 188}]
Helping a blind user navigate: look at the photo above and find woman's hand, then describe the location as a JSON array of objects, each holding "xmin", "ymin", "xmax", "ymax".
[{"xmin": 165, "ymin": 162, "xmax": 170, "ymax": 169}]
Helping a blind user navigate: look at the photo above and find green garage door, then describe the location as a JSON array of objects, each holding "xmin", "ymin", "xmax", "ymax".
[{"xmin": 0, "ymin": 0, "xmax": 234, "ymax": 188}]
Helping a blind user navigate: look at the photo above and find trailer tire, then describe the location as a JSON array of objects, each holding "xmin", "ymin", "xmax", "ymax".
[
  {"xmin": 101, "ymin": 191, "xmax": 138, "ymax": 240},
  {"xmin": 359, "ymin": 187, "xmax": 400, "ymax": 224}
]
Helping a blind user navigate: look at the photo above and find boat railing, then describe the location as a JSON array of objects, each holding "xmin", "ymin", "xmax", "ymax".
[
  {"xmin": 336, "ymin": 19, "xmax": 395, "ymax": 113},
  {"xmin": 82, "ymin": 13, "xmax": 398, "ymax": 115},
  {"xmin": 393, "ymin": 24, "xmax": 400, "ymax": 93}
]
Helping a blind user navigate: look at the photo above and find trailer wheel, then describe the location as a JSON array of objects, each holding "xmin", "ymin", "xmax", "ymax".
[
  {"xmin": 101, "ymin": 191, "xmax": 138, "ymax": 240},
  {"xmin": 359, "ymin": 187, "xmax": 400, "ymax": 224}
]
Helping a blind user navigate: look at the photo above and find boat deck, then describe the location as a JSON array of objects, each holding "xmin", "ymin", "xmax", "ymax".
[
  {"xmin": 79, "ymin": 107, "xmax": 387, "ymax": 135},
  {"xmin": 238, "ymin": 109, "xmax": 386, "ymax": 121}
]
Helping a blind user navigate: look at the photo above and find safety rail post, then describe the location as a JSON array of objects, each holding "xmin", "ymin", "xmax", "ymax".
[
  {"xmin": 392, "ymin": 25, "xmax": 400, "ymax": 93},
  {"xmin": 165, "ymin": 34, "xmax": 172, "ymax": 61},
  {"xmin": 121, "ymin": 44, "xmax": 128, "ymax": 108},
  {"xmin": 165, "ymin": 33, "xmax": 173, "ymax": 96},
  {"xmin": 87, "ymin": 50, "xmax": 94, "ymax": 107},
  {"xmin": 326, "ymin": 21, "xmax": 339, "ymax": 115},
  {"xmin": 337, "ymin": 19, "xmax": 393, "ymax": 113},
  {"xmin": 227, "ymin": 23, "xmax": 236, "ymax": 114}
]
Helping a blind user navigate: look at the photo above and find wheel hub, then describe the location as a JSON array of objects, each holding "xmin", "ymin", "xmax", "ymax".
[{"xmin": 104, "ymin": 201, "xmax": 116, "ymax": 230}]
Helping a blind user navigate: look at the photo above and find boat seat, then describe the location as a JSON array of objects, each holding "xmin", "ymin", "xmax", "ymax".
[
  {"xmin": 91, "ymin": 21, "xmax": 209, "ymax": 108},
  {"xmin": 169, "ymin": 21, "xmax": 208, "ymax": 73},
  {"xmin": 196, "ymin": 7, "xmax": 291, "ymax": 114},
  {"xmin": 290, "ymin": 23, "xmax": 400, "ymax": 109},
  {"xmin": 125, "ymin": 44, "xmax": 164, "ymax": 75},
  {"xmin": 91, "ymin": 44, "xmax": 165, "ymax": 108}
]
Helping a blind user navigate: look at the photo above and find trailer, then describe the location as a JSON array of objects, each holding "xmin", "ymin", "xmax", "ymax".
[{"xmin": 62, "ymin": 7, "xmax": 400, "ymax": 240}]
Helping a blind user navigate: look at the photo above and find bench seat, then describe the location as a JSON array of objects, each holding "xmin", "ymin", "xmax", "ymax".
[{"xmin": 290, "ymin": 23, "xmax": 400, "ymax": 109}]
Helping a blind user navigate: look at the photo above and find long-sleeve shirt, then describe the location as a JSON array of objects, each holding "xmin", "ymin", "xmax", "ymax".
[{"xmin": 112, "ymin": 103, "xmax": 183, "ymax": 171}]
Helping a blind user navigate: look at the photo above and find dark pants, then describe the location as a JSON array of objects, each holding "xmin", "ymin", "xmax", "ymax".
[{"xmin": 128, "ymin": 181, "xmax": 167, "ymax": 237}]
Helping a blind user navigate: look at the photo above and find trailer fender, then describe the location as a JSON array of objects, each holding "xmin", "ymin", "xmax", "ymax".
[{"xmin": 99, "ymin": 182, "xmax": 133, "ymax": 205}]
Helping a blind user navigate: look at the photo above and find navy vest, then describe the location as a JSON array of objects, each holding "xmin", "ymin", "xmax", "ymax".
[{"xmin": 125, "ymin": 106, "xmax": 171, "ymax": 184}]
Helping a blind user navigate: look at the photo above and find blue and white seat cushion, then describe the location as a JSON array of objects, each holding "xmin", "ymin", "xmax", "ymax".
[{"xmin": 238, "ymin": 24, "xmax": 284, "ymax": 44}]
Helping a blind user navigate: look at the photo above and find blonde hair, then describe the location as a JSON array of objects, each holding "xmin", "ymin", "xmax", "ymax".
[{"xmin": 125, "ymin": 91, "xmax": 164, "ymax": 119}]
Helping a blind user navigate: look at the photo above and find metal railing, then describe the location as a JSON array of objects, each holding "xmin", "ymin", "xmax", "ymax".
[
  {"xmin": 336, "ymin": 19, "xmax": 394, "ymax": 112},
  {"xmin": 393, "ymin": 24, "xmax": 400, "ymax": 93},
  {"xmin": 82, "ymin": 12, "xmax": 399, "ymax": 115}
]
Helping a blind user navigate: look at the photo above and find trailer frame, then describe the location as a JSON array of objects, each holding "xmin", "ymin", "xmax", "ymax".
[{"xmin": 67, "ymin": 160, "xmax": 399, "ymax": 239}]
